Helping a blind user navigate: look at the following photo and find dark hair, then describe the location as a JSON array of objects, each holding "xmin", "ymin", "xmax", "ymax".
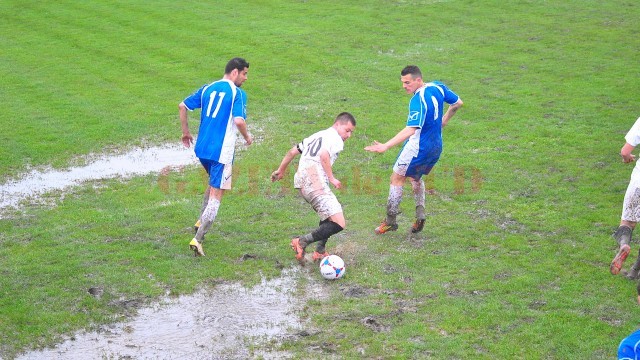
[
  {"xmin": 335, "ymin": 112, "xmax": 356, "ymax": 126},
  {"xmin": 401, "ymin": 65, "xmax": 422, "ymax": 78},
  {"xmin": 225, "ymin": 57, "xmax": 250, "ymax": 74}
]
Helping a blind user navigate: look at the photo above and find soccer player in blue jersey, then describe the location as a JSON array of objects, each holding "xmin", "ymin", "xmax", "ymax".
[
  {"xmin": 179, "ymin": 57, "xmax": 253, "ymax": 256},
  {"xmin": 365, "ymin": 65, "xmax": 463, "ymax": 234}
]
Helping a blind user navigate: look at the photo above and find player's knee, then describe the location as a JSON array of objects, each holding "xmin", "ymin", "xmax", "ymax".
[{"xmin": 329, "ymin": 214, "xmax": 346, "ymax": 229}]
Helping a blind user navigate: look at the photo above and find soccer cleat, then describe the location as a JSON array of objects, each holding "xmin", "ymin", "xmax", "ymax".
[
  {"xmin": 375, "ymin": 221, "xmax": 398, "ymax": 234},
  {"xmin": 290, "ymin": 237, "xmax": 306, "ymax": 262},
  {"xmin": 194, "ymin": 219, "xmax": 201, "ymax": 234},
  {"xmin": 312, "ymin": 251, "xmax": 329, "ymax": 262},
  {"xmin": 189, "ymin": 238, "xmax": 205, "ymax": 257},
  {"xmin": 610, "ymin": 244, "xmax": 630, "ymax": 275},
  {"xmin": 411, "ymin": 219, "xmax": 426, "ymax": 233}
]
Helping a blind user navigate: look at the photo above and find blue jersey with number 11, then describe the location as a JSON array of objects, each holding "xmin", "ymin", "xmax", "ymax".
[{"xmin": 183, "ymin": 79, "xmax": 247, "ymax": 164}]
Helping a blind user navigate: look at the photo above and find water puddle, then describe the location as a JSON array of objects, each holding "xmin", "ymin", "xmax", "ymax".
[
  {"xmin": 17, "ymin": 268, "xmax": 309, "ymax": 360},
  {"xmin": 0, "ymin": 143, "xmax": 198, "ymax": 217}
]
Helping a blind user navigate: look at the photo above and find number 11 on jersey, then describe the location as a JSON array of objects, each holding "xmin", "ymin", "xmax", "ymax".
[{"xmin": 206, "ymin": 91, "xmax": 226, "ymax": 118}]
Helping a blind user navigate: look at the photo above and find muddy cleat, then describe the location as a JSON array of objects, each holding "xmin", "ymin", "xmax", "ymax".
[
  {"xmin": 291, "ymin": 237, "xmax": 306, "ymax": 262},
  {"xmin": 411, "ymin": 218, "xmax": 426, "ymax": 233},
  {"xmin": 189, "ymin": 238, "xmax": 205, "ymax": 257},
  {"xmin": 375, "ymin": 221, "xmax": 398, "ymax": 234},
  {"xmin": 312, "ymin": 251, "xmax": 329, "ymax": 262},
  {"xmin": 611, "ymin": 244, "xmax": 631, "ymax": 275}
]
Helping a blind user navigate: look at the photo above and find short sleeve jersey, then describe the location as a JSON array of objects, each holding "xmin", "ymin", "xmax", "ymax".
[
  {"xmin": 405, "ymin": 81, "xmax": 459, "ymax": 155},
  {"xmin": 183, "ymin": 79, "xmax": 247, "ymax": 164},
  {"xmin": 294, "ymin": 127, "xmax": 344, "ymax": 189},
  {"xmin": 625, "ymin": 117, "xmax": 640, "ymax": 172}
]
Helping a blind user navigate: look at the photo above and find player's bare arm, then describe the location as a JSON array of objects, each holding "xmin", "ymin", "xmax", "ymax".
[
  {"xmin": 271, "ymin": 146, "xmax": 300, "ymax": 182},
  {"xmin": 178, "ymin": 102, "xmax": 194, "ymax": 147},
  {"xmin": 364, "ymin": 126, "xmax": 417, "ymax": 153},
  {"xmin": 441, "ymin": 98, "xmax": 464, "ymax": 128},
  {"xmin": 319, "ymin": 150, "xmax": 341, "ymax": 189},
  {"xmin": 621, "ymin": 142, "xmax": 636, "ymax": 163},
  {"xmin": 234, "ymin": 117, "xmax": 252, "ymax": 145}
]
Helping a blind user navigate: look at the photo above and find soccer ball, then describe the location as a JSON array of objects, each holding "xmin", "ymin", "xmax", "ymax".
[{"xmin": 319, "ymin": 255, "xmax": 345, "ymax": 280}]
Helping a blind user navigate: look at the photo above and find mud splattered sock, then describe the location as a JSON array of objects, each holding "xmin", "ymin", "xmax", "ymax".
[
  {"xmin": 614, "ymin": 225, "xmax": 633, "ymax": 247},
  {"xmin": 386, "ymin": 185, "xmax": 402, "ymax": 225},
  {"xmin": 199, "ymin": 187, "xmax": 211, "ymax": 217},
  {"xmin": 298, "ymin": 234, "xmax": 313, "ymax": 248},
  {"xmin": 195, "ymin": 198, "xmax": 220, "ymax": 241},
  {"xmin": 412, "ymin": 179, "xmax": 425, "ymax": 216},
  {"xmin": 315, "ymin": 239, "xmax": 328, "ymax": 253}
]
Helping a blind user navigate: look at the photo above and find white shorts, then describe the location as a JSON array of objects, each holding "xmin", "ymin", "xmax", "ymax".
[
  {"xmin": 622, "ymin": 166, "xmax": 640, "ymax": 222},
  {"xmin": 295, "ymin": 166, "xmax": 342, "ymax": 221}
]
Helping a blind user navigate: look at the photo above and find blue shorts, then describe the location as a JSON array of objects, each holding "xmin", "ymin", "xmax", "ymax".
[
  {"xmin": 393, "ymin": 143, "xmax": 441, "ymax": 180},
  {"xmin": 619, "ymin": 328, "xmax": 640, "ymax": 359},
  {"xmin": 199, "ymin": 159, "xmax": 232, "ymax": 190}
]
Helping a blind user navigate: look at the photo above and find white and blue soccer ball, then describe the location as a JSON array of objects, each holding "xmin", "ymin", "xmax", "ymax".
[{"xmin": 319, "ymin": 255, "xmax": 345, "ymax": 280}]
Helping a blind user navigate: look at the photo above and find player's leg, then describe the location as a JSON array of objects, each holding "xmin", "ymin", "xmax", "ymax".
[
  {"xmin": 313, "ymin": 240, "xmax": 329, "ymax": 261},
  {"xmin": 408, "ymin": 159, "xmax": 437, "ymax": 234},
  {"xmin": 612, "ymin": 180, "xmax": 640, "ymax": 274},
  {"xmin": 312, "ymin": 212, "xmax": 346, "ymax": 261},
  {"xmin": 619, "ymin": 220, "xmax": 640, "ymax": 279},
  {"xmin": 410, "ymin": 177, "xmax": 426, "ymax": 233},
  {"xmin": 375, "ymin": 171, "xmax": 405, "ymax": 234},
  {"xmin": 626, "ymin": 246, "xmax": 640, "ymax": 280},
  {"xmin": 194, "ymin": 185, "xmax": 211, "ymax": 234},
  {"xmin": 194, "ymin": 187, "xmax": 224, "ymax": 241},
  {"xmin": 193, "ymin": 161, "xmax": 212, "ymax": 235},
  {"xmin": 377, "ymin": 145, "xmax": 428, "ymax": 234},
  {"xmin": 293, "ymin": 190, "xmax": 344, "ymax": 263},
  {"xmin": 611, "ymin": 224, "xmax": 632, "ymax": 275},
  {"xmin": 310, "ymin": 219, "xmax": 329, "ymax": 262},
  {"xmin": 190, "ymin": 161, "xmax": 231, "ymax": 257}
]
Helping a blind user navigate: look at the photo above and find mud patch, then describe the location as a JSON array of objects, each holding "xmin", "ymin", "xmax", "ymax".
[
  {"xmin": 18, "ymin": 268, "xmax": 307, "ymax": 360},
  {"xmin": 361, "ymin": 316, "xmax": 390, "ymax": 332}
]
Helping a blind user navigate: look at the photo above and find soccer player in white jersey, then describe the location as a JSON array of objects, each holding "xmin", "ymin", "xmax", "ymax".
[
  {"xmin": 271, "ymin": 112, "xmax": 356, "ymax": 263},
  {"xmin": 610, "ymin": 117, "xmax": 640, "ymax": 278},
  {"xmin": 179, "ymin": 57, "xmax": 253, "ymax": 256},
  {"xmin": 365, "ymin": 65, "xmax": 463, "ymax": 234}
]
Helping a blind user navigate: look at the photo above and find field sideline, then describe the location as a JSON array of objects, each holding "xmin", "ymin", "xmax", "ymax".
[{"xmin": 1, "ymin": 0, "xmax": 640, "ymax": 358}]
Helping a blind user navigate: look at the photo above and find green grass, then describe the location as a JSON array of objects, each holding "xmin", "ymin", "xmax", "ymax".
[{"xmin": 1, "ymin": 0, "xmax": 640, "ymax": 358}]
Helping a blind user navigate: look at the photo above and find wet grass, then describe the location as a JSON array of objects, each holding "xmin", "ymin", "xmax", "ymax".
[{"xmin": 1, "ymin": 0, "xmax": 640, "ymax": 358}]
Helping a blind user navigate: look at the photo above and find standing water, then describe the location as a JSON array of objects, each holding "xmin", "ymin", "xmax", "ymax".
[
  {"xmin": 0, "ymin": 143, "xmax": 198, "ymax": 217},
  {"xmin": 17, "ymin": 268, "xmax": 308, "ymax": 359}
]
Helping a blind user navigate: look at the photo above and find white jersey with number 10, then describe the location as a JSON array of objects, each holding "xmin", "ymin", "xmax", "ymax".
[{"xmin": 294, "ymin": 127, "xmax": 344, "ymax": 189}]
